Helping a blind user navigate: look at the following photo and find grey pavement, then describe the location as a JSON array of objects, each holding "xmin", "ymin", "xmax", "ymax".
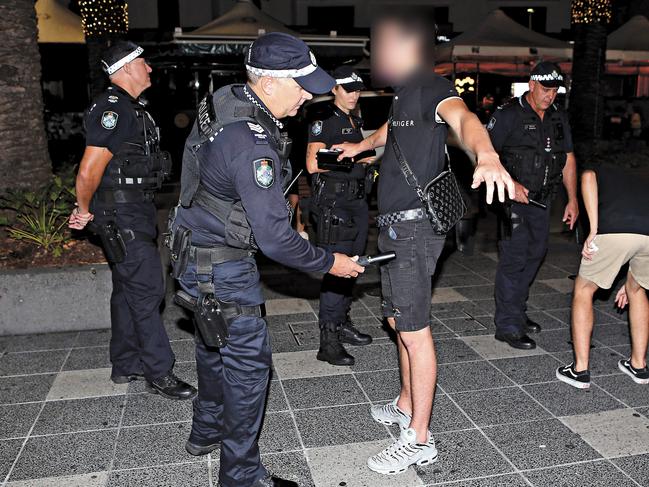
[{"xmin": 1, "ymin": 225, "xmax": 648, "ymax": 486}]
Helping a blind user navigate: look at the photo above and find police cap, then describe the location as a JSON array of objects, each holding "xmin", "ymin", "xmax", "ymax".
[
  {"xmin": 101, "ymin": 40, "xmax": 144, "ymax": 75},
  {"xmin": 333, "ymin": 66, "xmax": 365, "ymax": 92},
  {"xmin": 530, "ymin": 62, "xmax": 565, "ymax": 88},
  {"xmin": 245, "ymin": 32, "xmax": 335, "ymax": 95}
]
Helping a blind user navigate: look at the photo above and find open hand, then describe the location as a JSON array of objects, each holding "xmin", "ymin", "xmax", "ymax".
[
  {"xmin": 331, "ymin": 142, "xmax": 363, "ymax": 161},
  {"xmin": 562, "ymin": 200, "xmax": 579, "ymax": 230},
  {"xmin": 472, "ymin": 152, "xmax": 515, "ymax": 204}
]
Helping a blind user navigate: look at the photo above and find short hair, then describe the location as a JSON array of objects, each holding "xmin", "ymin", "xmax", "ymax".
[{"xmin": 246, "ymin": 70, "xmax": 261, "ymax": 85}]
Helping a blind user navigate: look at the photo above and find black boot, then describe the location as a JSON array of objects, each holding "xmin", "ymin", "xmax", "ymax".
[
  {"xmin": 316, "ymin": 322, "xmax": 355, "ymax": 366},
  {"xmin": 340, "ymin": 318, "xmax": 373, "ymax": 346},
  {"xmin": 254, "ymin": 475, "xmax": 298, "ymax": 487},
  {"xmin": 146, "ymin": 372, "xmax": 197, "ymax": 400}
]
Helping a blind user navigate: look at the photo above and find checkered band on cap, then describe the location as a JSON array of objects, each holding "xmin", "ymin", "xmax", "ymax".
[
  {"xmin": 531, "ymin": 71, "xmax": 563, "ymax": 82},
  {"xmin": 246, "ymin": 46, "xmax": 318, "ymax": 78},
  {"xmin": 102, "ymin": 46, "xmax": 144, "ymax": 75}
]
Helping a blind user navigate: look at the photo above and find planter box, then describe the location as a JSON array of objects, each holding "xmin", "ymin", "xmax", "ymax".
[{"xmin": 0, "ymin": 264, "xmax": 112, "ymax": 335}]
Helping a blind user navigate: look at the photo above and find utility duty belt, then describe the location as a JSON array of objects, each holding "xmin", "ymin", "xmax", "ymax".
[
  {"xmin": 316, "ymin": 177, "xmax": 366, "ymax": 201},
  {"xmin": 94, "ymin": 189, "xmax": 155, "ymax": 205},
  {"xmin": 88, "ymin": 221, "xmax": 155, "ymax": 264}
]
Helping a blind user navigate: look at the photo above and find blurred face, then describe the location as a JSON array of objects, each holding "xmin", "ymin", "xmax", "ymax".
[
  {"xmin": 528, "ymin": 80, "xmax": 558, "ymax": 112},
  {"xmin": 124, "ymin": 57, "xmax": 152, "ymax": 91},
  {"xmin": 271, "ymin": 77, "xmax": 313, "ymax": 118},
  {"xmin": 333, "ymin": 86, "xmax": 360, "ymax": 112},
  {"xmin": 372, "ymin": 20, "xmax": 424, "ymax": 86}
]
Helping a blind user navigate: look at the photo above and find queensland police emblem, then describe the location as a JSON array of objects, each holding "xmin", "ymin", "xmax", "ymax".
[
  {"xmin": 101, "ymin": 111, "xmax": 118, "ymax": 130},
  {"xmin": 253, "ymin": 158, "xmax": 274, "ymax": 188},
  {"xmin": 311, "ymin": 120, "xmax": 322, "ymax": 136}
]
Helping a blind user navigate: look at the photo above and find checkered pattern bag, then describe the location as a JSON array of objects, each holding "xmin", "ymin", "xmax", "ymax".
[{"xmin": 388, "ymin": 118, "xmax": 467, "ymax": 235}]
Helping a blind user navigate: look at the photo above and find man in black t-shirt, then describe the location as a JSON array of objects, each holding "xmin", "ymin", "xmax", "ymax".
[
  {"xmin": 333, "ymin": 9, "xmax": 514, "ymax": 475},
  {"xmin": 557, "ymin": 164, "xmax": 649, "ymax": 389}
]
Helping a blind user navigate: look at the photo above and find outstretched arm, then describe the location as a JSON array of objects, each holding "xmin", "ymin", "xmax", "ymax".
[
  {"xmin": 562, "ymin": 152, "xmax": 579, "ymax": 230},
  {"xmin": 331, "ymin": 122, "xmax": 388, "ymax": 159}
]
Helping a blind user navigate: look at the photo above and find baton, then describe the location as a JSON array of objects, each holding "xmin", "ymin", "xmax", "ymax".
[
  {"xmin": 357, "ymin": 252, "xmax": 396, "ymax": 267},
  {"xmin": 284, "ymin": 169, "xmax": 303, "ymax": 197}
]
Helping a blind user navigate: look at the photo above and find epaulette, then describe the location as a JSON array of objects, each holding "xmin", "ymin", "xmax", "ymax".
[{"xmin": 246, "ymin": 121, "xmax": 269, "ymax": 145}]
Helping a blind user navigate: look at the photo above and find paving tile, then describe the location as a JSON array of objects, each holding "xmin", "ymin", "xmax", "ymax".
[
  {"xmin": 62, "ymin": 346, "xmax": 111, "ymax": 371},
  {"xmin": 265, "ymin": 298, "xmax": 314, "ymax": 315},
  {"xmin": 294, "ymin": 404, "xmax": 389, "ymax": 448},
  {"xmin": 283, "ymin": 375, "xmax": 366, "ymax": 410},
  {"xmin": 428, "ymin": 394, "xmax": 474, "ymax": 434},
  {"xmin": 8, "ymin": 472, "xmax": 109, "ymax": 487},
  {"xmin": 612, "ymin": 453, "xmax": 649, "ymax": 487},
  {"xmin": 546, "ymin": 308, "xmax": 622, "ymax": 326},
  {"xmin": 490, "ymin": 354, "xmax": 563, "ymax": 385},
  {"xmin": 265, "ymin": 313, "xmax": 316, "ymax": 330},
  {"xmin": 0, "ymin": 374, "xmax": 55, "ymax": 405},
  {"xmin": 528, "ymin": 293, "xmax": 573, "ymax": 310},
  {"xmin": 539, "ymin": 278, "xmax": 576, "ymax": 294},
  {"xmin": 524, "ymin": 460, "xmax": 638, "ymax": 487},
  {"xmin": 349, "ymin": 342, "xmax": 399, "ymax": 372},
  {"xmin": 113, "ymin": 423, "xmax": 197, "ymax": 469},
  {"xmin": 482, "ymin": 419, "xmax": 601, "ymax": 470},
  {"xmin": 438, "ymin": 361, "xmax": 513, "ymax": 393},
  {"xmin": 592, "ymin": 323, "xmax": 632, "ymax": 347},
  {"xmin": 431, "ymin": 474, "xmax": 528, "ymax": 487},
  {"xmin": 471, "ymin": 299, "xmax": 497, "ymax": 316},
  {"xmin": 431, "ymin": 288, "xmax": 468, "ymax": 304},
  {"xmin": 0, "ymin": 403, "xmax": 41, "ymax": 439},
  {"xmin": 593, "ymin": 375, "xmax": 649, "ymax": 408},
  {"xmin": 170, "ymin": 339, "xmax": 196, "ymax": 363},
  {"xmin": 258, "ymin": 411, "xmax": 301, "ymax": 454},
  {"xmin": 306, "ymin": 440, "xmax": 425, "ymax": 487},
  {"xmin": 2, "ymin": 332, "xmax": 78, "ymax": 352},
  {"xmin": 121, "ymin": 392, "xmax": 192, "ymax": 427},
  {"xmin": 439, "ymin": 316, "xmax": 489, "ymax": 335},
  {"xmin": 451, "ymin": 387, "xmax": 551, "ymax": 426},
  {"xmin": 0, "ymin": 350, "xmax": 68, "ymax": 376},
  {"xmin": 266, "ymin": 380, "xmax": 288, "ymax": 412},
  {"xmin": 553, "ymin": 347, "xmax": 624, "ymax": 377},
  {"xmin": 460, "ymin": 335, "xmax": 546, "ymax": 360},
  {"xmin": 46, "ymin": 368, "xmax": 128, "ymax": 401},
  {"xmin": 354, "ymin": 369, "xmax": 401, "ymax": 402},
  {"xmin": 33, "ymin": 396, "xmax": 125, "ymax": 435},
  {"xmin": 414, "ymin": 428, "xmax": 514, "ymax": 484},
  {"xmin": 272, "ymin": 350, "xmax": 352, "ymax": 380},
  {"xmin": 435, "ymin": 338, "xmax": 481, "ymax": 365},
  {"xmin": 454, "ymin": 285, "xmax": 495, "ymax": 301},
  {"xmin": 532, "ymin": 328, "xmax": 575, "ymax": 352},
  {"xmin": 0, "ymin": 439, "xmax": 24, "ymax": 480},
  {"xmin": 262, "ymin": 451, "xmax": 314, "ymax": 487},
  {"xmin": 525, "ymin": 310, "xmax": 568, "ymax": 330},
  {"xmin": 9, "ymin": 430, "xmax": 117, "ymax": 481},
  {"xmin": 74, "ymin": 329, "xmax": 111, "ymax": 348},
  {"xmin": 523, "ymin": 381, "xmax": 625, "ymax": 416},
  {"xmin": 430, "ymin": 301, "xmax": 492, "ymax": 320},
  {"xmin": 561, "ymin": 408, "xmax": 649, "ymax": 458},
  {"xmin": 270, "ymin": 331, "xmax": 305, "ymax": 353},
  {"xmin": 107, "ymin": 463, "xmax": 209, "ymax": 487},
  {"xmin": 434, "ymin": 274, "xmax": 491, "ymax": 288}
]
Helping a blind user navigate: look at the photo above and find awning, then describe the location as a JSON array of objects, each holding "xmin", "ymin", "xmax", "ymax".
[
  {"xmin": 607, "ymin": 15, "xmax": 649, "ymax": 63},
  {"xmin": 36, "ymin": 0, "xmax": 84, "ymax": 44}
]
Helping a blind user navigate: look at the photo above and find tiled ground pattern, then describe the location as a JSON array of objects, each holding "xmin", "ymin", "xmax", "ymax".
[{"xmin": 1, "ymin": 232, "xmax": 648, "ymax": 487}]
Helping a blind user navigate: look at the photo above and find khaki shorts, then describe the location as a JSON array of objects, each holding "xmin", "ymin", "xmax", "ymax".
[{"xmin": 578, "ymin": 233, "xmax": 649, "ymax": 289}]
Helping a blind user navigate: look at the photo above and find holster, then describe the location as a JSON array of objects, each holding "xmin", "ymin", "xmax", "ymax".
[
  {"xmin": 169, "ymin": 225, "xmax": 192, "ymax": 279},
  {"xmin": 88, "ymin": 221, "xmax": 127, "ymax": 264},
  {"xmin": 312, "ymin": 205, "xmax": 358, "ymax": 246}
]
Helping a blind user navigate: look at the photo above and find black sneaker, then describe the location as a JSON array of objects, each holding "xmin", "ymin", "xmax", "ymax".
[
  {"xmin": 253, "ymin": 475, "xmax": 298, "ymax": 487},
  {"xmin": 556, "ymin": 363, "xmax": 591, "ymax": 389},
  {"xmin": 618, "ymin": 359, "xmax": 649, "ymax": 385}
]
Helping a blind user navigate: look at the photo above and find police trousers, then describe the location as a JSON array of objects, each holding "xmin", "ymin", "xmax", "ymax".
[
  {"xmin": 317, "ymin": 198, "xmax": 369, "ymax": 324},
  {"xmin": 179, "ymin": 257, "xmax": 271, "ymax": 487},
  {"xmin": 494, "ymin": 203, "xmax": 550, "ymax": 334},
  {"xmin": 95, "ymin": 202, "xmax": 175, "ymax": 381}
]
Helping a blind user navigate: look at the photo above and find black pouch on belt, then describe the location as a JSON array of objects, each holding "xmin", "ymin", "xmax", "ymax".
[
  {"xmin": 174, "ymin": 290, "xmax": 229, "ymax": 348},
  {"xmin": 170, "ymin": 226, "xmax": 192, "ymax": 279},
  {"xmin": 89, "ymin": 221, "xmax": 127, "ymax": 264}
]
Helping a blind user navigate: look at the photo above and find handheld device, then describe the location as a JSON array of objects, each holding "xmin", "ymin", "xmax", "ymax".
[
  {"xmin": 317, "ymin": 149, "xmax": 354, "ymax": 172},
  {"xmin": 357, "ymin": 252, "xmax": 396, "ymax": 267}
]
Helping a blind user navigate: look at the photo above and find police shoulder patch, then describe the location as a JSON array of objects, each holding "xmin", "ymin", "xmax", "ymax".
[
  {"xmin": 487, "ymin": 117, "xmax": 496, "ymax": 131},
  {"xmin": 101, "ymin": 111, "xmax": 118, "ymax": 130},
  {"xmin": 311, "ymin": 120, "xmax": 323, "ymax": 136},
  {"xmin": 253, "ymin": 158, "xmax": 274, "ymax": 189}
]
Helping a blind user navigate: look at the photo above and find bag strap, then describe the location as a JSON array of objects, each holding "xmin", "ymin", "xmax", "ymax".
[{"xmin": 387, "ymin": 114, "xmax": 426, "ymax": 203}]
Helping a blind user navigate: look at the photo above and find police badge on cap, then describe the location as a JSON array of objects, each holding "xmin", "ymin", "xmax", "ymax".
[
  {"xmin": 101, "ymin": 40, "xmax": 144, "ymax": 75},
  {"xmin": 332, "ymin": 66, "xmax": 365, "ymax": 92},
  {"xmin": 530, "ymin": 62, "xmax": 565, "ymax": 88}
]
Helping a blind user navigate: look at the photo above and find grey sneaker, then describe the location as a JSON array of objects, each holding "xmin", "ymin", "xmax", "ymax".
[
  {"xmin": 370, "ymin": 397, "xmax": 411, "ymax": 430},
  {"xmin": 367, "ymin": 427, "xmax": 438, "ymax": 475}
]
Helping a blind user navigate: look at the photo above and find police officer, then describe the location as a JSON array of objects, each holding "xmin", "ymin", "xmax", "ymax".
[
  {"xmin": 68, "ymin": 41, "xmax": 196, "ymax": 399},
  {"xmin": 306, "ymin": 66, "xmax": 374, "ymax": 366},
  {"xmin": 488, "ymin": 62, "xmax": 579, "ymax": 350},
  {"xmin": 169, "ymin": 33, "xmax": 364, "ymax": 487}
]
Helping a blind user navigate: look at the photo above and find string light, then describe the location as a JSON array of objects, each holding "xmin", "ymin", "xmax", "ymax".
[
  {"xmin": 79, "ymin": 0, "xmax": 129, "ymax": 37},
  {"xmin": 571, "ymin": 0, "xmax": 612, "ymax": 25}
]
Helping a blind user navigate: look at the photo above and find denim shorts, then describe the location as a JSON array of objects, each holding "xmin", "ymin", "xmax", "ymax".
[{"xmin": 378, "ymin": 220, "xmax": 445, "ymax": 332}]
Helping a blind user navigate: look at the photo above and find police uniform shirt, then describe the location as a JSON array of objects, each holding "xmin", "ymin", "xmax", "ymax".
[
  {"xmin": 487, "ymin": 93, "xmax": 573, "ymax": 162},
  {"xmin": 175, "ymin": 85, "xmax": 333, "ymax": 275},
  {"xmin": 308, "ymin": 103, "xmax": 366, "ymax": 180},
  {"xmin": 378, "ymin": 70, "xmax": 460, "ymax": 215},
  {"xmin": 85, "ymin": 84, "xmax": 149, "ymax": 154}
]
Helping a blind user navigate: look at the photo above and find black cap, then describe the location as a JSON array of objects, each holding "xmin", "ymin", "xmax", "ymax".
[
  {"xmin": 332, "ymin": 66, "xmax": 365, "ymax": 92},
  {"xmin": 101, "ymin": 40, "xmax": 144, "ymax": 75},
  {"xmin": 530, "ymin": 62, "xmax": 565, "ymax": 88},
  {"xmin": 245, "ymin": 32, "xmax": 335, "ymax": 95}
]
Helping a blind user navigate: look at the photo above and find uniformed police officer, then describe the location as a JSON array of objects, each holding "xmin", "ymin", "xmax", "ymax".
[
  {"xmin": 68, "ymin": 41, "xmax": 196, "ymax": 399},
  {"xmin": 169, "ymin": 33, "xmax": 364, "ymax": 487},
  {"xmin": 488, "ymin": 62, "xmax": 579, "ymax": 350},
  {"xmin": 305, "ymin": 66, "xmax": 374, "ymax": 366}
]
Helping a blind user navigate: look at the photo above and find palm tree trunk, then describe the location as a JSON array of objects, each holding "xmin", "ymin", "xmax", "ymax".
[{"xmin": 0, "ymin": 0, "xmax": 52, "ymax": 192}]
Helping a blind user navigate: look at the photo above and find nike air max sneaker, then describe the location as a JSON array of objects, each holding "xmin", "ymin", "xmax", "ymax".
[
  {"xmin": 370, "ymin": 397, "xmax": 411, "ymax": 430},
  {"xmin": 367, "ymin": 427, "xmax": 438, "ymax": 475},
  {"xmin": 556, "ymin": 363, "xmax": 591, "ymax": 389},
  {"xmin": 618, "ymin": 359, "xmax": 649, "ymax": 384}
]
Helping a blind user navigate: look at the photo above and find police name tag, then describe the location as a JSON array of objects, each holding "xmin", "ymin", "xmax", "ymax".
[
  {"xmin": 253, "ymin": 158, "xmax": 274, "ymax": 189},
  {"xmin": 101, "ymin": 111, "xmax": 118, "ymax": 130}
]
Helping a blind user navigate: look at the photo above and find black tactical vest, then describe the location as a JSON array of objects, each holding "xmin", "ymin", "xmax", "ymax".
[{"xmin": 499, "ymin": 100, "xmax": 568, "ymax": 202}]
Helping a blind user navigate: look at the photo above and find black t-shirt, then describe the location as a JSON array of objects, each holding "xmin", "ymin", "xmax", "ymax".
[
  {"xmin": 308, "ymin": 103, "xmax": 366, "ymax": 180},
  {"xmin": 377, "ymin": 70, "xmax": 460, "ymax": 214},
  {"xmin": 587, "ymin": 164, "xmax": 649, "ymax": 236}
]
